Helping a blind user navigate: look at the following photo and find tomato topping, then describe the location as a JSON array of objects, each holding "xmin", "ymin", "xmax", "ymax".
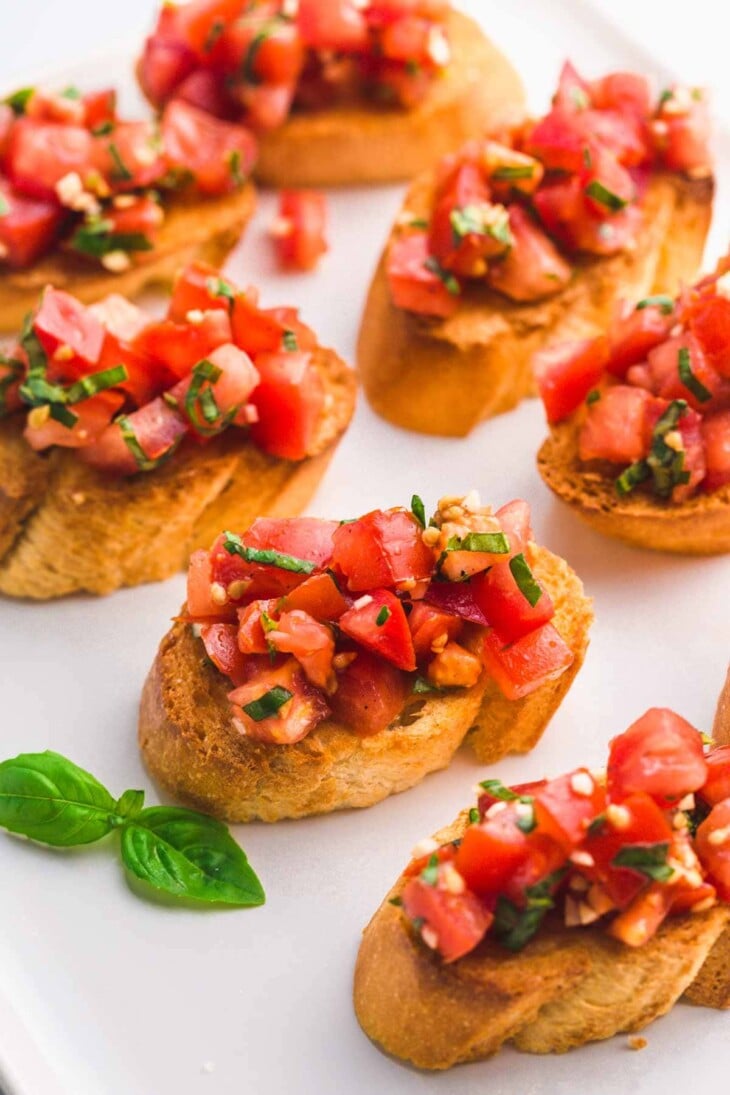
[
  {"xmin": 167, "ymin": 260, "xmax": 232, "ymax": 322},
  {"xmin": 297, "ymin": 0, "xmax": 369, "ymax": 52},
  {"xmin": 33, "ymin": 288, "xmax": 105, "ymax": 368},
  {"xmin": 339, "ymin": 589, "xmax": 416, "ymax": 672},
  {"xmin": 200, "ymin": 622, "xmax": 249, "ymax": 685},
  {"xmin": 133, "ymin": 311, "xmax": 232, "ymax": 382},
  {"xmin": 532, "ymin": 770, "xmax": 606, "ymax": 851},
  {"xmin": 702, "ymin": 411, "xmax": 730, "ymax": 492},
  {"xmin": 7, "ymin": 118, "xmax": 94, "ymax": 199},
  {"xmin": 407, "ymin": 601, "xmax": 462, "ymax": 660},
  {"xmin": 281, "ymin": 572, "xmax": 349, "ymax": 621},
  {"xmin": 471, "ymin": 560, "xmax": 555, "ymax": 645},
  {"xmin": 386, "ymin": 232, "xmax": 460, "ymax": 319},
  {"xmin": 272, "ymin": 190, "xmax": 328, "ymax": 271},
  {"xmin": 534, "ymin": 336, "xmax": 609, "ymax": 424},
  {"xmin": 228, "ymin": 657, "xmax": 330, "ymax": 745},
  {"xmin": 329, "ymin": 649, "xmax": 411, "ymax": 736},
  {"xmin": 187, "ymin": 550, "xmax": 233, "ymax": 620},
  {"xmin": 686, "ymin": 293, "xmax": 730, "ymax": 379},
  {"xmin": 161, "ymin": 99, "xmax": 257, "ymax": 195},
  {"xmin": 485, "ymin": 205, "xmax": 571, "ymax": 303},
  {"xmin": 578, "ymin": 385, "xmax": 655, "ymax": 464},
  {"xmin": 423, "ymin": 579, "xmax": 489, "ymax": 625},
  {"xmin": 267, "ymin": 609, "xmax": 336, "ymax": 692},
  {"xmin": 80, "ymin": 396, "xmax": 188, "ymax": 476},
  {"xmin": 455, "ymin": 809, "xmax": 530, "ymax": 895},
  {"xmin": 402, "ymin": 876, "xmax": 492, "ymax": 963},
  {"xmin": 607, "ymin": 708, "xmax": 707, "ymax": 804},
  {"xmin": 646, "ymin": 333, "xmax": 725, "ymax": 412},
  {"xmin": 139, "ymin": 36, "xmax": 197, "ymax": 107},
  {"xmin": 0, "ymin": 179, "xmax": 63, "ymax": 268},
  {"xmin": 249, "ymin": 351, "xmax": 325, "ymax": 461},
  {"xmin": 607, "ymin": 301, "xmax": 674, "ymax": 377},
  {"xmin": 331, "ymin": 509, "xmax": 434, "ymax": 592},
  {"xmin": 481, "ymin": 622, "xmax": 574, "ymax": 701},
  {"xmin": 696, "ymin": 801, "xmax": 730, "ymax": 901},
  {"xmin": 23, "ymin": 390, "xmax": 123, "ymax": 451},
  {"xmin": 236, "ymin": 599, "xmax": 277, "ymax": 655},
  {"xmin": 700, "ymin": 745, "xmax": 730, "ymax": 807}
]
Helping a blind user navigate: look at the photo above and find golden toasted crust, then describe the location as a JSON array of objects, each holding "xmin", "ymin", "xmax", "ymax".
[
  {"xmin": 0, "ymin": 184, "xmax": 256, "ymax": 332},
  {"xmin": 537, "ymin": 417, "xmax": 730, "ymax": 555},
  {"xmin": 353, "ymin": 811, "xmax": 730, "ymax": 1068},
  {"xmin": 254, "ymin": 11, "xmax": 525, "ymax": 187},
  {"xmin": 0, "ymin": 345, "xmax": 355, "ymax": 599},
  {"xmin": 137, "ymin": 543, "xmax": 591, "ymax": 822},
  {"xmin": 357, "ymin": 172, "xmax": 713, "ymax": 436}
]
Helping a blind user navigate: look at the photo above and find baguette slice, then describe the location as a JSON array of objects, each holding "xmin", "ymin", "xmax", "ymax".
[
  {"xmin": 354, "ymin": 809, "xmax": 730, "ymax": 1069},
  {"xmin": 138, "ymin": 542, "xmax": 591, "ymax": 822},
  {"xmin": 0, "ymin": 343, "xmax": 355, "ymax": 599},
  {"xmin": 358, "ymin": 172, "xmax": 713, "ymax": 437},
  {"xmin": 0, "ymin": 184, "xmax": 255, "ymax": 332},
  {"xmin": 537, "ymin": 416, "xmax": 730, "ymax": 555},
  {"xmin": 254, "ymin": 11, "xmax": 525, "ymax": 188}
]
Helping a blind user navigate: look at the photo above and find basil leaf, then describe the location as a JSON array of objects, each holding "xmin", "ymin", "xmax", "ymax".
[
  {"xmin": 491, "ymin": 164, "xmax": 535, "ymax": 181},
  {"xmin": 0, "ymin": 751, "xmax": 115, "ymax": 846},
  {"xmin": 107, "ymin": 142, "xmax": 132, "ymax": 181},
  {"xmin": 223, "ymin": 532, "xmax": 316, "ymax": 574},
  {"xmin": 120, "ymin": 806, "xmax": 265, "ymax": 906},
  {"xmin": 468, "ymin": 807, "xmax": 480, "ymax": 824},
  {"xmin": 611, "ymin": 842, "xmax": 674, "ymax": 882},
  {"xmin": 509, "ymin": 553, "xmax": 542, "ymax": 607},
  {"xmin": 413, "ymin": 676, "xmax": 440, "ymax": 694},
  {"xmin": 615, "ymin": 458, "xmax": 650, "ymax": 496},
  {"xmin": 420, "ymin": 853, "xmax": 440, "ymax": 886},
  {"xmin": 4, "ymin": 87, "xmax": 34, "ymax": 114},
  {"xmin": 479, "ymin": 777, "xmax": 521, "ymax": 801},
  {"xmin": 585, "ymin": 179, "xmax": 629, "ymax": 212},
  {"xmin": 375, "ymin": 606, "xmax": 391, "ymax": 626},
  {"xmin": 115, "ymin": 788, "xmax": 145, "ymax": 821},
  {"xmin": 410, "ymin": 494, "xmax": 426, "ymax": 528},
  {"xmin": 493, "ymin": 868, "xmax": 567, "ymax": 951},
  {"xmin": 447, "ymin": 531, "xmax": 510, "ymax": 554},
  {"xmin": 205, "ymin": 275, "xmax": 235, "ymax": 308},
  {"xmin": 636, "ymin": 294, "xmax": 674, "ymax": 315},
  {"xmin": 677, "ymin": 346, "xmax": 712, "ymax": 403},
  {"xmin": 282, "ymin": 329, "xmax": 298, "ymax": 351}
]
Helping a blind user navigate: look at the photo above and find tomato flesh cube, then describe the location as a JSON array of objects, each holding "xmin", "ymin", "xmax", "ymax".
[
  {"xmin": 0, "ymin": 180, "xmax": 63, "ymax": 268},
  {"xmin": 139, "ymin": 36, "xmax": 197, "ymax": 107},
  {"xmin": 161, "ymin": 99, "xmax": 257, "ymax": 196},
  {"xmin": 472, "ymin": 560, "xmax": 554, "ymax": 646},
  {"xmin": 268, "ymin": 609, "xmax": 335, "ymax": 692},
  {"xmin": 527, "ymin": 108, "xmax": 587, "ymax": 174},
  {"xmin": 209, "ymin": 517, "xmax": 337, "ymax": 600},
  {"xmin": 331, "ymin": 508, "xmax": 434, "ymax": 592},
  {"xmin": 133, "ymin": 312, "xmax": 232, "ymax": 381},
  {"xmin": 80, "ymin": 396, "xmax": 188, "ymax": 475},
  {"xmin": 687, "ymin": 294, "xmax": 730, "ymax": 379},
  {"xmin": 583, "ymin": 791, "xmax": 674, "ymax": 907},
  {"xmin": 7, "ymin": 118, "xmax": 94, "ymax": 199},
  {"xmin": 328, "ymin": 649, "xmax": 411, "ymax": 736},
  {"xmin": 274, "ymin": 190, "xmax": 328, "ymax": 271},
  {"xmin": 386, "ymin": 232, "xmax": 460, "ymax": 318},
  {"xmin": 297, "ymin": 0, "xmax": 369, "ymax": 51},
  {"xmin": 454, "ymin": 810, "xmax": 530, "ymax": 895},
  {"xmin": 34, "ymin": 287, "xmax": 105, "ymax": 368},
  {"xmin": 533, "ymin": 769, "xmax": 606, "ymax": 851},
  {"xmin": 485, "ymin": 205, "xmax": 571, "ymax": 303},
  {"xmin": 481, "ymin": 622, "xmax": 573, "ymax": 701},
  {"xmin": 200, "ymin": 622, "xmax": 248, "ymax": 684},
  {"xmin": 401, "ymin": 877, "xmax": 492, "ymax": 963},
  {"xmin": 702, "ymin": 411, "xmax": 730, "ymax": 492},
  {"xmin": 228, "ymin": 656, "xmax": 330, "ymax": 745},
  {"xmin": 23, "ymin": 390, "xmax": 123, "ymax": 451},
  {"xmin": 187, "ymin": 549, "xmax": 235, "ymax": 620},
  {"xmin": 168, "ymin": 261, "xmax": 232, "ymax": 322},
  {"xmin": 701, "ymin": 745, "xmax": 730, "ymax": 806},
  {"xmin": 280, "ymin": 572, "xmax": 349, "ymax": 621},
  {"xmin": 339, "ymin": 589, "xmax": 416, "ymax": 671},
  {"xmin": 607, "ymin": 707, "xmax": 708, "ymax": 804},
  {"xmin": 647, "ymin": 333, "xmax": 723, "ymax": 411},
  {"xmin": 249, "ymin": 351, "xmax": 324, "ymax": 461},
  {"xmin": 608, "ymin": 302, "xmax": 673, "ymax": 378},
  {"xmin": 696, "ymin": 801, "xmax": 730, "ymax": 900},
  {"xmin": 407, "ymin": 601, "xmax": 462, "ymax": 660},
  {"xmin": 535, "ymin": 336, "xmax": 609, "ymax": 424},
  {"xmin": 237, "ymin": 599, "xmax": 277, "ymax": 655},
  {"xmin": 578, "ymin": 385, "xmax": 653, "ymax": 464}
]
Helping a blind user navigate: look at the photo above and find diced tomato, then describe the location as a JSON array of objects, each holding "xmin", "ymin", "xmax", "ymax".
[
  {"xmin": 527, "ymin": 108, "xmax": 588, "ymax": 174},
  {"xmin": 272, "ymin": 190, "xmax": 328, "ymax": 271},
  {"xmin": 686, "ymin": 293, "xmax": 730, "ymax": 379},
  {"xmin": 608, "ymin": 300, "xmax": 674, "ymax": 378},
  {"xmin": 532, "ymin": 769, "xmax": 606, "ymax": 852},
  {"xmin": 578, "ymin": 385, "xmax": 654, "ymax": 463},
  {"xmin": 102, "ymin": 194, "xmax": 164, "ymax": 244},
  {"xmin": 673, "ymin": 406, "xmax": 706, "ymax": 502},
  {"xmin": 297, "ymin": 0, "xmax": 369, "ymax": 51},
  {"xmin": 423, "ymin": 579, "xmax": 489, "ymax": 625},
  {"xmin": 696, "ymin": 800, "xmax": 730, "ymax": 900},
  {"xmin": 381, "ymin": 14, "xmax": 433, "ymax": 63},
  {"xmin": 608, "ymin": 880, "xmax": 673, "ymax": 946},
  {"xmin": 401, "ymin": 876, "xmax": 492, "ymax": 962},
  {"xmin": 219, "ymin": 11, "xmax": 304, "ymax": 85},
  {"xmin": 7, "ymin": 118, "xmax": 94, "ymax": 200},
  {"xmin": 427, "ymin": 641, "xmax": 482, "ymax": 688},
  {"xmin": 33, "ymin": 287, "xmax": 105, "ymax": 369},
  {"xmin": 646, "ymin": 333, "xmax": 724, "ymax": 412},
  {"xmin": 407, "ymin": 601, "xmax": 462, "ymax": 660},
  {"xmin": 702, "ymin": 411, "xmax": 730, "ymax": 492},
  {"xmin": 174, "ymin": 69, "xmax": 233, "ymax": 120},
  {"xmin": 429, "ymin": 161, "xmax": 504, "ymax": 278},
  {"xmin": 95, "ymin": 331, "xmax": 158, "ymax": 406},
  {"xmin": 79, "ymin": 396, "xmax": 188, "ymax": 475},
  {"xmin": 161, "ymin": 99, "xmax": 257, "ymax": 195},
  {"xmin": 329, "ymin": 648, "xmax": 411, "ymax": 735},
  {"xmin": 268, "ymin": 609, "xmax": 335, "ymax": 692},
  {"xmin": 209, "ymin": 517, "xmax": 337, "ymax": 600},
  {"xmin": 237, "ymin": 599, "xmax": 277, "ymax": 654},
  {"xmin": 0, "ymin": 179, "xmax": 63, "ymax": 268},
  {"xmin": 228, "ymin": 656, "xmax": 330, "ymax": 744},
  {"xmin": 653, "ymin": 89, "xmax": 711, "ymax": 175},
  {"xmin": 387, "ymin": 232, "xmax": 460, "ymax": 319},
  {"xmin": 481, "ymin": 622, "xmax": 574, "ymax": 701},
  {"xmin": 23, "ymin": 390, "xmax": 123, "ymax": 451},
  {"xmin": 187, "ymin": 549, "xmax": 234, "ymax": 620},
  {"xmin": 502, "ymin": 830, "xmax": 568, "ymax": 904},
  {"xmin": 701, "ymin": 746, "xmax": 730, "ymax": 807},
  {"xmin": 200, "ymin": 622, "xmax": 248, "ymax": 684},
  {"xmin": 172, "ymin": 342, "xmax": 259, "ymax": 434},
  {"xmin": 580, "ymin": 109, "xmax": 648, "ymax": 167},
  {"xmin": 583, "ymin": 147, "xmax": 636, "ymax": 219},
  {"xmin": 607, "ymin": 707, "xmax": 708, "ymax": 804},
  {"xmin": 281, "ymin": 572, "xmax": 349, "ymax": 621},
  {"xmin": 92, "ymin": 121, "xmax": 167, "ymax": 191},
  {"xmin": 331, "ymin": 508, "xmax": 434, "ymax": 592},
  {"xmin": 233, "ymin": 82, "xmax": 296, "ymax": 131},
  {"xmin": 232, "ymin": 293, "xmax": 288, "ymax": 354},
  {"xmin": 591, "ymin": 72, "xmax": 651, "ymax": 117},
  {"xmin": 339, "ymin": 589, "xmax": 416, "ymax": 671},
  {"xmin": 25, "ymin": 89, "xmax": 86, "ymax": 125},
  {"xmin": 82, "ymin": 88, "xmax": 117, "ymax": 131},
  {"xmin": 168, "ymin": 261, "xmax": 232, "ymax": 322},
  {"xmin": 162, "ymin": 0, "xmax": 247, "ymax": 57},
  {"xmin": 471, "ymin": 559, "xmax": 554, "ymax": 645},
  {"xmin": 534, "ymin": 175, "xmax": 640, "ymax": 256},
  {"xmin": 264, "ymin": 307, "xmax": 317, "ymax": 351},
  {"xmin": 552, "ymin": 61, "xmax": 592, "ymax": 114},
  {"xmin": 534, "ymin": 336, "xmax": 609, "ymax": 424},
  {"xmin": 138, "ymin": 35, "xmax": 197, "ymax": 107},
  {"xmin": 583, "ymin": 790, "xmax": 674, "ymax": 907},
  {"xmin": 495, "ymin": 499, "xmax": 533, "ymax": 555},
  {"xmin": 249, "ymin": 350, "xmax": 324, "ymax": 461},
  {"xmin": 455, "ymin": 808, "xmax": 531, "ymax": 895},
  {"xmin": 133, "ymin": 311, "xmax": 232, "ymax": 382},
  {"xmin": 486, "ymin": 205, "xmax": 571, "ymax": 303}
]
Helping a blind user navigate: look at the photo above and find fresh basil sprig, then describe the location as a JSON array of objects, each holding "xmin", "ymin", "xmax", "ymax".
[{"xmin": 0, "ymin": 751, "xmax": 265, "ymax": 908}]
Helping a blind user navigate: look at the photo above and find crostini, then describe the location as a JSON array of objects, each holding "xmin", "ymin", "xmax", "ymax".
[
  {"xmin": 354, "ymin": 704, "xmax": 730, "ymax": 1068},
  {"xmin": 0, "ymin": 83, "xmax": 257, "ymax": 330},
  {"xmin": 137, "ymin": 0, "xmax": 525, "ymax": 187},
  {"xmin": 0, "ymin": 261, "xmax": 355, "ymax": 598},
  {"xmin": 139, "ymin": 493, "xmax": 592, "ymax": 821},
  {"xmin": 536, "ymin": 259, "xmax": 730, "ymax": 554},
  {"xmin": 358, "ymin": 64, "xmax": 714, "ymax": 436}
]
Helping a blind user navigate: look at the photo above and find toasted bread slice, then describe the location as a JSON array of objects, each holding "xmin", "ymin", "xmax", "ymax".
[
  {"xmin": 354, "ymin": 809, "xmax": 730, "ymax": 1069},
  {"xmin": 254, "ymin": 11, "xmax": 524, "ymax": 188},
  {"xmin": 0, "ymin": 344, "xmax": 355, "ymax": 599},
  {"xmin": 358, "ymin": 173, "xmax": 713, "ymax": 437},
  {"xmin": 0, "ymin": 184, "xmax": 255, "ymax": 332},
  {"xmin": 138, "ymin": 543, "xmax": 591, "ymax": 822},
  {"xmin": 537, "ymin": 416, "xmax": 730, "ymax": 555}
]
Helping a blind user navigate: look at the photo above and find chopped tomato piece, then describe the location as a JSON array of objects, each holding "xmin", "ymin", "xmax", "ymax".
[
  {"xmin": 132, "ymin": 311, "xmax": 232, "ymax": 381},
  {"xmin": 161, "ymin": 99, "xmax": 257, "ymax": 195},
  {"xmin": 527, "ymin": 108, "xmax": 588, "ymax": 174},
  {"xmin": 486, "ymin": 205, "xmax": 571, "ymax": 303},
  {"xmin": 168, "ymin": 261, "xmax": 232, "ymax": 322},
  {"xmin": 387, "ymin": 232, "xmax": 460, "ymax": 318},
  {"xmin": 7, "ymin": 117, "xmax": 94, "ymax": 199},
  {"xmin": 702, "ymin": 411, "xmax": 730, "ymax": 492},
  {"xmin": 578, "ymin": 385, "xmax": 654, "ymax": 463},
  {"xmin": 172, "ymin": 342, "xmax": 259, "ymax": 434},
  {"xmin": 92, "ymin": 121, "xmax": 167, "ymax": 190},
  {"xmin": 429, "ymin": 161, "xmax": 504, "ymax": 278},
  {"xmin": 700, "ymin": 746, "xmax": 730, "ymax": 807},
  {"xmin": 272, "ymin": 190, "xmax": 328, "ymax": 271},
  {"xmin": 607, "ymin": 707, "xmax": 707, "ymax": 804},
  {"xmin": 481, "ymin": 623, "xmax": 574, "ymax": 701},
  {"xmin": 33, "ymin": 288, "xmax": 105, "ymax": 369},
  {"xmin": 331, "ymin": 508, "xmax": 434, "ymax": 592},
  {"xmin": 139, "ymin": 35, "xmax": 197, "ymax": 107},
  {"xmin": 200, "ymin": 622, "xmax": 248, "ymax": 684},
  {"xmin": 607, "ymin": 300, "xmax": 674, "ymax": 378},
  {"xmin": 0, "ymin": 180, "xmax": 63, "ymax": 268},
  {"xmin": 228, "ymin": 656, "xmax": 330, "ymax": 744},
  {"xmin": 79, "ymin": 396, "xmax": 188, "ymax": 475},
  {"xmin": 328, "ymin": 649, "xmax": 411, "ymax": 736},
  {"xmin": 591, "ymin": 72, "xmax": 651, "ymax": 117},
  {"xmin": 267, "ymin": 609, "xmax": 335, "ymax": 692},
  {"xmin": 187, "ymin": 549, "xmax": 234, "ymax": 620},
  {"xmin": 582, "ymin": 790, "xmax": 674, "ymax": 907},
  {"xmin": 686, "ymin": 293, "xmax": 730, "ymax": 379},
  {"xmin": 454, "ymin": 808, "xmax": 530, "ymax": 895},
  {"xmin": 209, "ymin": 517, "xmax": 337, "ymax": 601},
  {"xmin": 647, "ymin": 333, "xmax": 724, "ymax": 412},
  {"xmin": 297, "ymin": 0, "xmax": 369, "ymax": 51},
  {"xmin": 237, "ymin": 599, "xmax": 278, "ymax": 654},
  {"xmin": 471, "ymin": 559, "xmax": 555, "ymax": 645},
  {"xmin": 339, "ymin": 589, "xmax": 416, "ymax": 671},
  {"xmin": 249, "ymin": 350, "xmax": 324, "ymax": 461},
  {"xmin": 281, "ymin": 572, "xmax": 349, "ymax": 621},
  {"xmin": 423, "ymin": 579, "xmax": 489, "ymax": 625},
  {"xmin": 174, "ymin": 69, "xmax": 233, "ymax": 121},
  {"xmin": 696, "ymin": 800, "xmax": 730, "ymax": 900},
  {"xmin": 494, "ymin": 499, "xmax": 533, "ymax": 555},
  {"xmin": 401, "ymin": 876, "xmax": 492, "ymax": 963},
  {"xmin": 533, "ymin": 769, "xmax": 606, "ymax": 851},
  {"xmin": 653, "ymin": 89, "xmax": 711, "ymax": 175},
  {"xmin": 23, "ymin": 390, "xmax": 123, "ymax": 451},
  {"xmin": 407, "ymin": 601, "xmax": 462, "ymax": 660},
  {"xmin": 535, "ymin": 336, "xmax": 609, "ymax": 424}
]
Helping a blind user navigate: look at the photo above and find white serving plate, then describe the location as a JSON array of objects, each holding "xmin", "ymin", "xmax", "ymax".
[{"xmin": 0, "ymin": 2, "xmax": 729, "ymax": 1093}]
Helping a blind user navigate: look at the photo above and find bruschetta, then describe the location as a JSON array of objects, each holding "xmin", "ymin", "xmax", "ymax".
[
  {"xmin": 0, "ymin": 84, "xmax": 257, "ymax": 330},
  {"xmin": 0, "ymin": 261, "xmax": 356, "ymax": 598},
  {"xmin": 137, "ymin": 0, "xmax": 526, "ymax": 187},
  {"xmin": 139, "ymin": 493, "xmax": 592, "ymax": 821},
  {"xmin": 354, "ymin": 702, "xmax": 730, "ymax": 1068},
  {"xmin": 536, "ymin": 259, "xmax": 730, "ymax": 554},
  {"xmin": 357, "ymin": 64, "xmax": 714, "ymax": 436}
]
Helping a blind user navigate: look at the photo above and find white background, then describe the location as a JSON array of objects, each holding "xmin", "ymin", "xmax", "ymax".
[{"xmin": 0, "ymin": 2, "xmax": 729, "ymax": 1094}]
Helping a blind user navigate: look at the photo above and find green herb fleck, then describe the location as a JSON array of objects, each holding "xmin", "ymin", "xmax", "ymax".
[
  {"xmin": 242, "ymin": 686, "xmax": 293, "ymax": 722},
  {"xmin": 420, "ymin": 853, "xmax": 440, "ymax": 886},
  {"xmin": 4, "ymin": 87, "xmax": 34, "ymax": 114},
  {"xmin": 423, "ymin": 255, "xmax": 461, "ymax": 296},
  {"xmin": 611, "ymin": 842, "xmax": 673, "ymax": 882},
  {"xmin": 585, "ymin": 179, "xmax": 629, "ymax": 212},
  {"xmin": 636, "ymin": 294, "xmax": 674, "ymax": 315},
  {"xmin": 493, "ymin": 868, "xmax": 567, "ymax": 951},
  {"xmin": 223, "ymin": 533, "xmax": 317, "ymax": 575},
  {"xmin": 410, "ymin": 494, "xmax": 426, "ymax": 528},
  {"xmin": 509, "ymin": 553, "xmax": 542, "ymax": 607},
  {"xmin": 107, "ymin": 142, "xmax": 133, "ymax": 182},
  {"xmin": 375, "ymin": 606, "xmax": 391, "ymax": 627},
  {"xmin": 678, "ymin": 346, "xmax": 712, "ymax": 403}
]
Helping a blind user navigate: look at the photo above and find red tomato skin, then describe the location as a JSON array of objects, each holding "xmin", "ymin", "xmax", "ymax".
[
  {"xmin": 168, "ymin": 261, "xmax": 231, "ymax": 322},
  {"xmin": 80, "ymin": 396, "xmax": 188, "ymax": 476},
  {"xmin": 339, "ymin": 589, "xmax": 416, "ymax": 671},
  {"xmin": 702, "ymin": 411, "xmax": 730, "ymax": 492},
  {"xmin": 495, "ymin": 499, "xmax": 533, "ymax": 555},
  {"xmin": 23, "ymin": 390, "xmax": 123, "ymax": 451},
  {"xmin": 533, "ymin": 769, "xmax": 606, "ymax": 851},
  {"xmin": 132, "ymin": 311, "xmax": 232, "ymax": 382},
  {"xmin": 647, "ymin": 333, "xmax": 724, "ymax": 412},
  {"xmin": 297, "ymin": 0, "xmax": 369, "ymax": 51},
  {"xmin": 486, "ymin": 205, "xmax": 571, "ymax": 303},
  {"xmin": 428, "ymin": 161, "xmax": 496, "ymax": 277},
  {"xmin": 578, "ymin": 385, "xmax": 654, "ymax": 464},
  {"xmin": 174, "ymin": 70, "xmax": 233, "ymax": 119},
  {"xmin": 34, "ymin": 288, "xmax": 105, "ymax": 367},
  {"xmin": 7, "ymin": 118, "xmax": 93, "ymax": 199},
  {"xmin": 701, "ymin": 746, "xmax": 730, "ymax": 807},
  {"xmin": 387, "ymin": 232, "xmax": 460, "ymax": 318},
  {"xmin": 138, "ymin": 35, "xmax": 197, "ymax": 107},
  {"xmin": 480, "ymin": 622, "xmax": 574, "ymax": 701},
  {"xmin": 161, "ymin": 99, "xmax": 257, "ymax": 195},
  {"xmin": 236, "ymin": 599, "xmax": 277, "ymax": 655},
  {"xmin": 200, "ymin": 622, "xmax": 249, "ymax": 684},
  {"xmin": 582, "ymin": 791, "xmax": 674, "ymax": 907},
  {"xmin": 535, "ymin": 336, "xmax": 610, "ymax": 424},
  {"xmin": 187, "ymin": 549, "xmax": 235, "ymax": 620},
  {"xmin": 274, "ymin": 190, "xmax": 328, "ymax": 271},
  {"xmin": 281, "ymin": 573, "xmax": 349, "ymax": 621},
  {"xmin": 687, "ymin": 294, "xmax": 730, "ymax": 379},
  {"xmin": 454, "ymin": 811, "xmax": 530, "ymax": 895},
  {"xmin": 208, "ymin": 517, "xmax": 338, "ymax": 601},
  {"xmin": 423, "ymin": 580, "xmax": 489, "ymax": 625},
  {"xmin": 591, "ymin": 72, "xmax": 651, "ymax": 118},
  {"xmin": 249, "ymin": 351, "xmax": 324, "ymax": 461},
  {"xmin": 607, "ymin": 707, "xmax": 708, "ymax": 804},
  {"xmin": 231, "ymin": 295, "xmax": 288, "ymax": 354},
  {"xmin": 328, "ymin": 649, "xmax": 411, "ymax": 736},
  {"xmin": 0, "ymin": 179, "xmax": 63, "ymax": 268},
  {"xmin": 331, "ymin": 508, "xmax": 434, "ymax": 593},
  {"xmin": 401, "ymin": 877, "xmax": 492, "ymax": 962},
  {"xmin": 268, "ymin": 609, "xmax": 335, "ymax": 692},
  {"xmin": 471, "ymin": 560, "xmax": 555, "ymax": 645},
  {"xmin": 527, "ymin": 108, "xmax": 587, "ymax": 174},
  {"xmin": 696, "ymin": 800, "xmax": 730, "ymax": 900},
  {"xmin": 407, "ymin": 601, "xmax": 463, "ymax": 660},
  {"xmin": 607, "ymin": 302, "xmax": 673, "ymax": 378}
]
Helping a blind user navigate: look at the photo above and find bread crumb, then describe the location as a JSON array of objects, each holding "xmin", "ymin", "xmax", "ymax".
[{"xmin": 628, "ymin": 1036, "xmax": 647, "ymax": 1051}]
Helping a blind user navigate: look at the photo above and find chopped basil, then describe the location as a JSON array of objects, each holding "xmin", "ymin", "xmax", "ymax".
[
  {"xmin": 408, "ymin": 218, "xmax": 429, "ymax": 229},
  {"xmin": 4, "ymin": 87, "xmax": 34, "ymax": 114},
  {"xmin": 423, "ymin": 255, "xmax": 461, "ymax": 296},
  {"xmin": 570, "ymin": 86, "xmax": 589, "ymax": 110},
  {"xmin": 48, "ymin": 403, "xmax": 79, "ymax": 428},
  {"xmin": 587, "ymin": 813, "xmax": 607, "ymax": 836},
  {"xmin": 413, "ymin": 676, "xmax": 440, "ymax": 694},
  {"xmin": 405, "ymin": 58, "xmax": 421, "ymax": 76},
  {"xmin": 69, "ymin": 218, "xmax": 154, "ymax": 259},
  {"xmin": 0, "ymin": 195, "xmax": 9, "ymax": 217},
  {"xmin": 509, "ymin": 553, "xmax": 542, "ymax": 607},
  {"xmin": 615, "ymin": 399, "xmax": 690, "ymax": 499},
  {"xmin": 242, "ymin": 18, "xmax": 281, "ymax": 83},
  {"xmin": 684, "ymin": 799, "xmax": 710, "ymax": 838},
  {"xmin": 65, "ymin": 365, "xmax": 128, "ymax": 404},
  {"xmin": 678, "ymin": 346, "xmax": 712, "ymax": 403},
  {"xmin": 468, "ymin": 807, "xmax": 480, "ymax": 824},
  {"xmin": 260, "ymin": 611, "xmax": 278, "ymax": 634},
  {"xmin": 91, "ymin": 120, "xmax": 115, "ymax": 137},
  {"xmin": 615, "ymin": 459, "xmax": 650, "ymax": 496},
  {"xmin": 611, "ymin": 842, "xmax": 673, "ymax": 882},
  {"xmin": 586, "ymin": 388, "xmax": 601, "ymax": 405},
  {"xmin": 204, "ymin": 17, "xmax": 225, "ymax": 53},
  {"xmin": 480, "ymin": 778, "xmax": 523, "ymax": 802},
  {"xmin": 636, "ymin": 294, "xmax": 674, "ymax": 315},
  {"xmin": 388, "ymin": 895, "xmax": 404, "ymax": 907},
  {"xmin": 118, "ymin": 414, "xmax": 183, "ymax": 472},
  {"xmin": 447, "ymin": 531, "xmax": 510, "ymax": 555},
  {"xmin": 282, "ymin": 330, "xmax": 298, "ymax": 352},
  {"xmin": 658, "ymin": 88, "xmax": 674, "ymax": 107},
  {"xmin": 228, "ymin": 148, "xmax": 245, "ymax": 187},
  {"xmin": 493, "ymin": 868, "xmax": 567, "ymax": 951},
  {"xmin": 491, "ymin": 164, "xmax": 536, "ymax": 181},
  {"xmin": 410, "ymin": 494, "xmax": 426, "ymax": 528},
  {"xmin": 61, "ymin": 85, "xmax": 81, "ymax": 100},
  {"xmin": 375, "ymin": 606, "xmax": 391, "ymax": 627},
  {"xmin": 585, "ymin": 179, "xmax": 629, "ymax": 212},
  {"xmin": 107, "ymin": 142, "xmax": 133, "ymax": 182},
  {"xmin": 183, "ymin": 358, "xmax": 239, "ymax": 437},
  {"xmin": 420, "ymin": 853, "xmax": 440, "ymax": 886},
  {"xmin": 0, "ymin": 355, "xmax": 23, "ymax": 418},
  {"xmin": 450, "ymin": 203, "xmax": 512, "ymax": 249},
  {"xmin": 205, "ymin": 275, "xmax": 236, "ymax": 309},
  {"xmin": 222, "ymin": 533, "xmax": 317, "ymax": 575},
  {"xmin": 242, "ymin": 686, "xmax": 293, "ymax": 722},
  {"xmin": 582, "ymin": 146, "xmax": 593, "ymax": 169}
]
